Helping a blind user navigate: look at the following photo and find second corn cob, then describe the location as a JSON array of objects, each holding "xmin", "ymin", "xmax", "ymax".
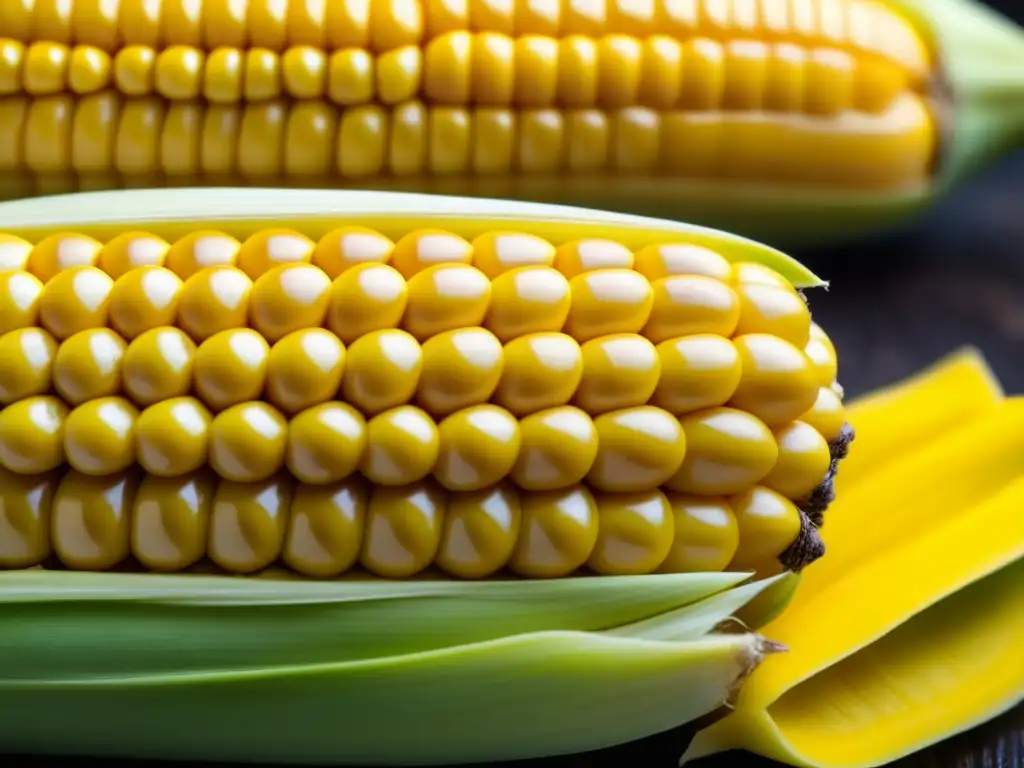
[{"xmin": 0, "ymin": 187, "xmax": 851, "ymax": 582}]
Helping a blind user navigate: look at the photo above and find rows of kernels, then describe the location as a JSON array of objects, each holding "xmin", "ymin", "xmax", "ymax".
[
  {"xmin": 0, "ymin": 464, "xmax": 765, "ymax": 579},
  {"xmin": 0, "ymin": 93, "xmax": 936, "ymax": 190},
  {"xmin": 0, "ymin": 35, "xmax": 910, "ymax": 116}
]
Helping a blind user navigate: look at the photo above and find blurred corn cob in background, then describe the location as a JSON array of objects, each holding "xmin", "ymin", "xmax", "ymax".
[{"xmin": 2, "ymin": 0, "xmax": 1023, "ymax": 245}]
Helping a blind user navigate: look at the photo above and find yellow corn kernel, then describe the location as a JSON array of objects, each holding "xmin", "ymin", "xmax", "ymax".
[
  {"xmin": 192, "ymin": 328, "xmax": 270, "ymax": 412},
  {"xmin": 728, "ymin": 485, "xmax": 803, "ymax": 572},
  {"xmin": 359, "ymin": 405, "xmax": 440, "ymax": 486},
  {"xmin": 416, "ymin": 326, "xmax": 504, "ymax": 417},
  {"xmin": 763, "ymin": 419, "xmax": 833, "ymax": 499},
  {"xmin": 733, "ymin": 281, "xmax": 812, "ymax": 348},
  {"xmin": 632, "ymin": 243, "xmax": 733, "ymax": 283},
  {"xmin": 651, "ymin": 334, "xmax": 741, "ymax": 415},
  {"xmin": 435, "ymin": 482, "xmax": 520, "ymax": 579},
  {"xmin": 134, "ymin": 396, "xmax": 212, "ymax": 476},
  {"xmin": 667, "ymin": 406, "xmax": 779, "ymax": 495},
  {"xmin": 248, "ymin": 263, "xmax": 331, "ymax": 343},
  {"xmin": 470, "ymin": 231, "xmax": 555, "ymax": 279},
  {"xmin": 52, "ymin": 327, "xmax": 125, "ymax": 405},
  {"xmin": 563, "ymin": 268, "xmax": 654, "ymax": 343},
  {"xmin": 51, "ymin": 469, "xmax": 138, "ymax": 571},
  {"xmin": 434, "ymin": 404, "xmax": 521, "ymax": 491},
  {"xmin": 483, "ymin": 265, "xmax": 571, "ymax": 343},
  {"xmin": 658, "ymin": 494, "xmax": 740, "ymax": 573},
  {"xmin": 0, "ymin": 395, "xmax": 68, "ymax": 473},
  {"xmin": 208, "ymin": 401, "xmax": 289, "ymax": 483},
  {"xmin": 311, "ymin": 226, "xmax": 394, "ymax": 279},
  {"xmin": 121, "ymin": 326, "xmax": 196, "ymax": 407},
  {"xmin": 575, "ymin": 333, "xmax": 660, "ymax": 415},
  {"xmin": 0, "ymin": 271, "xmax": 43, "ymax": 333},
  {"xmin": 282, "ymin": 476, "xmax": 368, "ymax": 577},
  {"xmin": 285, "ymin": 401, "xmax": 367, "ymax": 484},
  {"xmin": 510, "ymin": 405, "xmax": 597, "ymax": 491},
  {"xmin": 492, "ymin": 332, "xmax": 582, "ymax": 417},
  {"xmin": 208, "ymin": 473, "xmax": 294, "ymax": 574},
  {"xmin": 325, "ymin": 262, "xmax": 408, "ymax": 345},
  {"xmin": 508, "ymin": 484, "xmax": 598, "ymax": 578},
  {"xmin": 107, "ymin": 266, "xmax": 184, "ymax": 340},
  {"xmin": 0, "ymin": 327, "xmax": 57, "ymax": 404},
  {"xmin": 163, "ymin": 230, "xmax": 240, "ymax": 279},
  {"xmin": 27, "ymin": 232, "xmax": 102, "ymax": 283},
  {"xmin": 799, "ymin": 385, "xmax": 847, "ymax": 443},
  {"xmin": 805, "ymin": 321, "xmax": 839, "ymax": 386},
  {"xmin": 403, "ymin": 263, "xmax": 491, "ymax": 341},
  {"xmin": 236, "ymin": 228, "xmax": 315, "ymax": 280},
  {"xmin": 587, "ymin": 405, "xmax": 687, "ymax": 493},
  {"xmin": 729, "ymin": 333, "xmax": 820, "ymax": 427},
  {"xmin": 0, "ymin": 467, "xmax": 60, "ymax": 569},
  {"xmin": 264, "ymin": 328, "xmax": 347, "ymax": 415},
  {"xmin": 176, "ymin": 265, "xmax": 253, "ymax": 342},
  {"xmin": 642, "ymin": 275, "xmax": 740, "ymax": 344},
  {"xmin": 0, "ymin": 234, "xmax": 32, "ymax": 271},
  {"xmin": 96, "ymin": 231, "xmax": 170, "ymax": 278},
  {"xmin": 588, "ymin": 488, "xmax": 674, "ymax": 575},
  {"xmin": 341, "ymin": 328, "xmax": 423, "ymax": 416},
  {"xmin": 360, "ymin": 479, "xmax": 445, "ymax": 578},
  {"xmin": 553, "ymin": 239, "xmax": 634, "ymax": 278},
  {"xmin": 131, "ymin": 470, "xmax": 216, "ymax": 572},
  {"xmin": 38, "ymin": 265, "xmax": 113, "ymax": 340},
  {"xmin": 63, "ymin": 396, "xmax": 139, "ymax": 475}
]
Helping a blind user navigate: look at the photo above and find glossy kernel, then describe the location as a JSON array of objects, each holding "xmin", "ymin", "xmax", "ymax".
[
  {"xmin": 800, "ymin": 386, "xmax": 847, "ymax": 443},
  {"xmin": 342, "ymin": 328, "xmax": 422, "ymax": 416},
  {"xmin": 632, "ymin": 243, "xmax": 733, "ymax": 282},
  {"xmin": 360, "ymin": 405, "xmax": 439, "ymax": 486},
  {"xmin": 493, "ymin": 332, "xmax": 582, "ymax": 417},
  {"xmin": 39, "ymin": 265, "xmax": 114, "ymax": 340},
  {"xmin": 403, "ymin": 263, "xmax": 491, "ymax": 341},
  {"xmin": 121, "ymin": 327, "xmax": 196, "ymax": 407},
  {"xmin": 435, "ymin": 404, "xmax": 521, "ymax": 491},
  {"xmin": 388, "ymin": 229, "xmax": 472, "ymax": 279},
  {"xmin": 326, "ymin": 262, "xmax": 408, "ymax": 345},
  {"xmin": 63, "ymin": 396, "xmax": 138, "ymax": 476},
  {"xmin": 283, "ymin": 477, "xmax": 368, "ymax": 577},
  {"xmin": 729, "ymin": 334, "xmax": 820, "ymax": 427},
  {"xmin": 0, "ymin": 236, "xmax": 33, "ymax": 273},
  {"xmin": 470, "ymin": 231, "xmax": 555, "ymax": 279},
  {"xmin": 575, "ymin": 333, "xmax": 660, "ymax": 415},
  {"xmin": 588, "ymin": 406, "xmax": 687, "ymax": 492},
  {"xmin": 131, "ymin": 470, "xmax": 217, "ymax": 572},
  {"xmin": 564, "ymin": 268, "xmax": 653, "ymax": 343},
  {"xmin": 658, "ymin": 494, "xmax": 740, "ymax": 573},
  {"xmin": 236, "ymin": 229, "xmax": 314, "ymax": 280},
  {"xmin": 417, "ymin": 327, "xmax": 504, "ymax": 417},
  {"xmin": 208, "ymin": 401, "xmax": 288, "ymax": 483},
  {"xmin": 286, "ymin": 402, "xmax": 367, "ymax": 484},
  {"xmin": 0, "ymin": 396, "xmax": 68, "ymax": 474},
  {"xmin": 108, "ymin": 266, "xmax": 184, "ymax": 340},
  {"xmin": 728, "ymin": 486, "xmax": 803, "ymax": 572},
  {"xmin": 27, "ymin": 232, "xmax": 102, "ymax": 283},
  {"xmin": 97, "ymin": 231, "xmax": 170, "ymax": 279},
  {"xmin": 51, "ymin": 470, "xmax": 139, "ymax": 571},
  {"xmin": 731, "ymin": 262, "xmax": 797, "ymax": 291},
  {"xmin": 511, "ymin": 406, "xmax": 597, "ymax": 491},
  {"xmin": 52, "ymin": 327, "xmax": 125, "ymax": 404},
  {"xmin": 553, "ymin": 239, "xmax": 634, "ymax": 278},
  {"xmin": 667, "ymin": 407, "xmax": 779, "ymax": 496},
  {"xmin": 588, "ymin": 489, "xmax": 674, "ymax": 575},
  {"xmin": 733, "ymin": 282, "xmax": 811, "ymax": 348},
  {"xmin": 208, "ymin": 473, "xmax": 295, "ymax": 574},
  {"xmin": 249, "ymin": 263, "xmax": 332, "ymax": 343},
  {"xmin": 163, "ymin": 230, "xmax": 240, "ymax": 279},
  {"xmin": 135, "ymin": 397, "xmax": 212, "ymax": 476},
  {"xmin": 361, "ymin": 480, "xmax": 445, "ymax": 578},
  {"xmin": 0, "ymin": 468, "xmax": 61, "ymax": 568},
  {"xmin": 508, "ymin": 484, "xmax": 598, "ymax": 578},
  {"xmin": 311, "ymin": 226, "xmax": 395, "ymax": 279},
  {"xmin": 484, "ymin": 266, "xmax": 571, "ymax": 343},
  {"xmin": 763, "ymin": 420, "xmax": 832, "ymax": 499},
  {"xmin": 642, "ymin": 275, "xmax": 740, "ymax": 344},
  {"xmin": 651, "ymin": 335, "xmax": 742, "ymax": 415},
  {"xmin": 177, "ymin": 265, "xmax": 253, "ymax": 342},
  {"xmin": 0, "ymin": 271, "xmax": 44, "ymax": 334},
  {"xmin": 192, "ymin": 328, "xmax": 270, "ymax": 412},
  {"xmin": 436, "ymin": 482, "xmax": 522, "ymax": 579},
  {"xmin": 264, "ymin": 329, "xmax": 346, "ymax": 415},
  {"xmin": 805, "ymin": 323, "xmax": 839, "ymax": 386},
  {"xmin": 0, "ymin": 328, "xmax": 58, "ymax": 404}
]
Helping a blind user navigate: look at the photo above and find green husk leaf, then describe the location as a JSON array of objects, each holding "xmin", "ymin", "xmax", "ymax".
[
  {"xmin": 733, "ymin": 571, "xmax": 803, "ymax": 630},
  {"xmin": 0, "ymin": 570, "xmax": 749, "ymax": 678},
  {"xmin": 0, "ymin": 631, "xmax": 773, "ymax": 766}
]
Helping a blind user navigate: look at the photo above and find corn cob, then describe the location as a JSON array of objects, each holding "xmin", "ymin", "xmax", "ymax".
[
  {"xmin": 0, "ymin": 188, "xmax": 852, "ymax": 586},
  {"xmin": 0, "ymin": 0, "xmax": 1022, "ymax": 245}
]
